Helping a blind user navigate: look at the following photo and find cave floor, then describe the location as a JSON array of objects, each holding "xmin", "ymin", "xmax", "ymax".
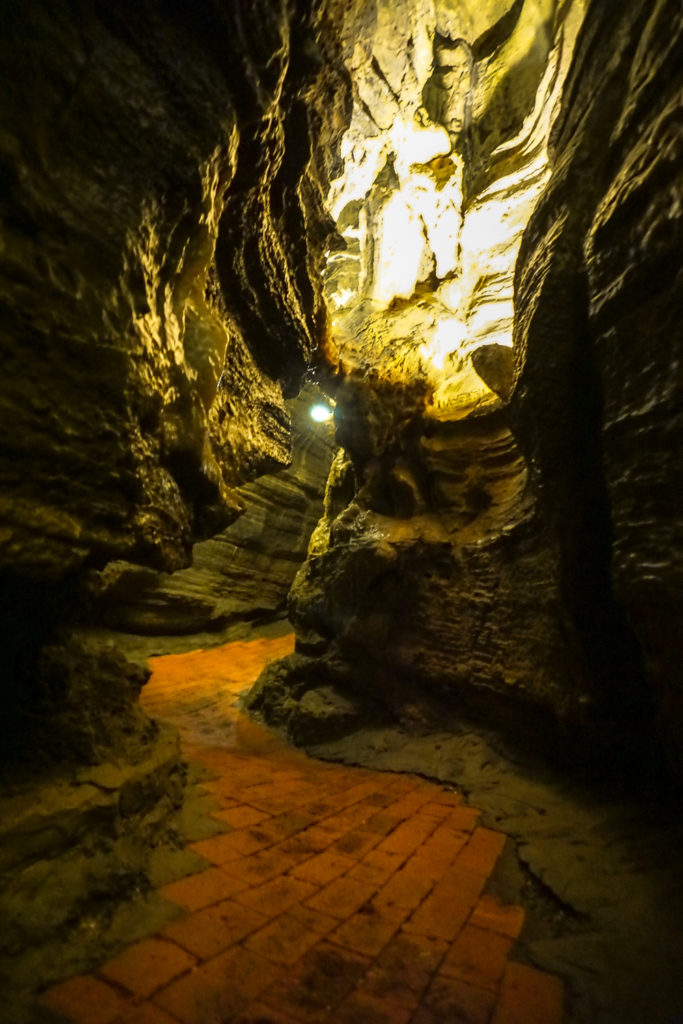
[{"xmin": 41, "ymin": 633, "xmax": 564, "ymax": 1024}]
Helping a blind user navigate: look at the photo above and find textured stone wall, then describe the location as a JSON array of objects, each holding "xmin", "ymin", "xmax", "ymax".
[
  {"xmin": 0, "ymin": 0, "xmax": 680, "ymax": 797},
  {"xmin": 94, "ymin": 389, "xmax": 336, "ymax": 639},
  {"xmin": 513, "ymin": 0, "xmax": 683, "ymax": 774},
  {"xmin": 252, "ymin": 0, "xmax": 683, "ymax": 782},
  {"xmin": 0, "ymin": 0, "xmax": 350, "ymax": 990},
  {"xmin": 0, "ymin": 0, "xmax": 350, "ymax": 767}
]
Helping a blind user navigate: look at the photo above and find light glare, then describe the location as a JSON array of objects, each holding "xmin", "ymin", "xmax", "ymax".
[{"xmin": 310, "ymin": 403, "xmax": 333, "ymax": 423}]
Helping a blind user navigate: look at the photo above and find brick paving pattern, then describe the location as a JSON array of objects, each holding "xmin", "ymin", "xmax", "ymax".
[{"xmin": 42, "ymin": 634, "xmax": 564, "ymax": 1024}]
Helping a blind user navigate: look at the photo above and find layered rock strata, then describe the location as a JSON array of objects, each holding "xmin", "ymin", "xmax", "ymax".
[
  {"xmin": 251, "ymin": 0, "xmax": 683, "ymax": 782},
  {"xmin": 0, "ymin": 0, "xmax": 350, "ymax": 982},
  {"xmin": 94, "ymin": 389, "xmax": 336, "ymax": 639},
  {"xmin": 0, "ymin": 0, "xmax": 349, "ymax": 767},
  {"xmin": 513, "ymin": 0, "xmax": 683, "ymax": 774}
]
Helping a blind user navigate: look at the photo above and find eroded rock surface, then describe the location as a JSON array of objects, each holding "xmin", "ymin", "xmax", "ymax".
[
  {"xmin": 252, "ymin": 0, "xmax": 683, "ymax": 784},
  {"xmin": 92, "ymin": 389, "xmax": 337, "ymax": 640},
  {"xmin": 0, "ymin": 0, "xmax": 350, "ymax": 765},
  {"xmin": 0, "ymin": 0, "xmax": 350, "ymax": 987},
  {"xmin": 512, "ymin": 0, "xmax": 683, "ymax": 772}
]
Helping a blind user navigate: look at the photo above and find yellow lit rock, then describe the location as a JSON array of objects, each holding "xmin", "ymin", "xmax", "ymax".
[{"xmin": 323, "ymin": 0, "xmax": 586, "ymax": 415}]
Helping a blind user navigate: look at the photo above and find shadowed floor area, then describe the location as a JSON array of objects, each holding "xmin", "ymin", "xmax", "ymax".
[{"xmin": 41, "ymin": 634, "xmax": 564, "ymax": 1024}]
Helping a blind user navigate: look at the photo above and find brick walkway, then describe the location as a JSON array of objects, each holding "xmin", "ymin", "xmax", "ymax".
[{"xmin": 42, "ymin": 635, "xmax": 564, "ymax": 1024}]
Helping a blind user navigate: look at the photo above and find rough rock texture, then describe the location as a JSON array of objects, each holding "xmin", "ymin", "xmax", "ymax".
[
  {"xmin": 323, "ymin": 0, "xmax": 584, "ymax": 409},
  {"xmin": 252, "ymin": 0, "xmax": 683, "ymax": 783},
  {"xmin": 0, "ymin": 0, "xmax": 350, "ymax": 766},
  {"xmin": 0, "ymin": 1, "xmax": 347, "ymax": 580},
  {"xmin": 92, "ymin": 388, "xmax": 336, "ymax": 639},
  {"xmin": 250, "ymin": 391, "xmax": 585, "ymax": 755},
  {"xmin": 512, "ymin": 0, "xmax": 683, "ymax": 774},
  {"xmin": 0, "ymin": 725, "xmax": 184, "ymax": 991},
  {"xmin": 0, "ymin": 0, "xmax": 351, "ymax": 989}
]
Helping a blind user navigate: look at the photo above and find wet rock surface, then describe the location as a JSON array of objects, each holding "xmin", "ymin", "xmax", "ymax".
[
  {"xmin": 511, "ymin": 0, "xmax": 683, "ymax": 774},
  {"xmin": 0, "ymin": 1, "xmax": 347, "ymax": 579},
  {"xmin": 0, "ymin": 723, "xmax": 190, "ymax": 1014},
  {"xmin": 0, "ymin": 2, "xmax": 680, "ymax": 1019}
]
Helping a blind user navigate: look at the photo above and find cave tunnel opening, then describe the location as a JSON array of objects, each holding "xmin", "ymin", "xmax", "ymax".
[{"xmin": 0, "ymin": 0, "xmax": 682, "ymax": 1022}]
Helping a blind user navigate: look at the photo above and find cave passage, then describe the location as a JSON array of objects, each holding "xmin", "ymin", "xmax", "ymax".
[
  {"xmin": 42, "ymin": 634, "xmax": 564, "ymax": 1024},
  {"xmin": 0, "ymin": 0, "xmax": 681, "ymax": 1022}
]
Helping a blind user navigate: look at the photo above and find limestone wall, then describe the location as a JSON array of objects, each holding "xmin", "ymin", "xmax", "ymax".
[{"xmin": 253, "ymin": 0, "xmax": 683, "ymax": 782}]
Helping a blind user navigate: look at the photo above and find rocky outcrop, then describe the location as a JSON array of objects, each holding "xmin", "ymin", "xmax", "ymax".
[
  {"xmin": 250, "ymin": 389, "xmax": 583, "ymax": 757},
  {"xmin": 94, "ymin": 388, "xmax": 336, "ymax": 639},
  {"xmin": 0, "ymin": 1, "xmax": 347, "ymax": 581},
  {"xmin": 585, "ymin": 6, "xmax": 683, "ymax": 776},
  {"xmin": 251, "ymin": 0, "xmax": 683, "ymax": 783},
  {"xmin": 0, "ymin": 0, "xmax": 350, "ymax": 768},
  {"xmin": 0, "ymin": 723, "xmax": 184, "ymax": 997}
]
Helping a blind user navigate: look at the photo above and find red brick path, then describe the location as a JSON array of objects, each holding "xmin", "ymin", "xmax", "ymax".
[{"xmin": 42, "ymin": 635, "xmax": 564, "ymax": 1024}]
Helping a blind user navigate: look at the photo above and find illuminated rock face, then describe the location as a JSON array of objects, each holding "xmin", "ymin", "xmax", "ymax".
[
  {"xmin": 323, "ymin": 0, "xmax": 585, "ymax": 414},
  {"xmin": 255, "ymin": 0, "xmax": 683, "ymax": 778},
  {"xmin": 0, "ymin": 4, "xmax": 352, "ymax": 979},
  {"xmin": 0, "ymin": 2, "xmax": 347, "ymax": 583},
  {"xmin": 257, "ymin": 0, "xmax": 593, "ymax": 745},
  {"xmin": 0, "ymin": 0, "xmax": 680, "ymax": 788}
]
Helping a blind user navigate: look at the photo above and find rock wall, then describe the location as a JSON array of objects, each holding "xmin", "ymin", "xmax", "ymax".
[
  {"xmin": 251, "ymin": 0, "xmax": 683, "ymax": 783},
  {"xmin": 513, "ymin": 0, "xmax": 683, "ymax": 774},
  {"xmin": 94, "ymin": 389, "xmax": 336, "ymax": 639},
  {"xmin": 0, "ymin": 0, "xmax": 350, "ymax": 987},
  {"xmin": 0, "ymin": 0, "xmax": 350, "ymax": 767}
]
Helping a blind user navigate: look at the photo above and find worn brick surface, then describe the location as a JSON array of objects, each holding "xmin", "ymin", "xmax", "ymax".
[
  {"xmin": 99, "ymin": 937, "xmax": 195, "ymax": 999},
  {"xmin": 260, "ymin": 942, "xmax": 370, "ymax": 1023},
  {"xmin": 154, "ymin": 945, "xmax": 282, "ymax": 1024},
  {"xmin": 236, "ymin": 1002, "xmax": 303, "ymax": 1024},
  {"xmin": 41, "ymin": 975, "xmax": 130, "ymax": 1024},
  {"xmin": 211, "ymin": 804, "xmax": 269, "ymax": 829},
  {"xmin": 404, "ymin": 868, "xmax": 486, "ymax": 941},
  {"xmin": 161, "ymin": 898, "xmax": 268, "ymax": 959},
  {"xmin": 40, "ymin": 634, "xmax": 564, "ymax": 1024},
  {"xmin": 116, "ymin": 1004, "xmax": 180, "ymax": 1024},
  {"xmin": 158, "ymin": 865, "xmax": 249, "ymax": 910},
  {"xmin": 418, "ymin": 973, "xmax": 497, "ymax": 1024},
  {"xmin": 456, "ymin": 827, "xmax": 507, "ymax": 876},
  {"xmin": 245, "ymin": 906, "xmax": 338, "ymax": 965},
  {"xmin": 189, "ymin": 827, "xmax": 272, "ymax": 864},
  {"xmin": 372, "ymin": 859, "xmax": 437, "ymax": 913},
  {"xmin": 291, "ymin": 849, "xmax": 355, "ymax": 886},
  {"xmin": 440, "ymin": 923, "xmax": 514, "ymax": 991},
  {"xmin": 470, "ymin": 894, "xmax": 526, "ymax": 939},
  {"xmin": 331, "ymin": 829, "xmax": 382, "ymax": 859},
  {"xmin": 234, "ymin": 875, "xmax": 318, "ymax": 917},
  {"xmin": 491, "ymin": 961, "xmax": 564, "ymax": 1024},
  {"xmin": 305, "ymin": 875, "xmax": 376, "ymax": 920},
  {"xmin": 330, "ymin": 904, "xmax": 405, "ymax": 957},
  {"xmin": 332, "ymin": 988, "xmax": 415, "ymax": 1024}
]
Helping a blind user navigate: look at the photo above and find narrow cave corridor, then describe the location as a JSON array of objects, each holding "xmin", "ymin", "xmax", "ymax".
[
  {"xmin": 42, "ymin": 634, "xmax": 565, "ymax": 1024},
  {"xmin": 0, "ymin": 1, "xmax": 681, "ymax": 1023}
]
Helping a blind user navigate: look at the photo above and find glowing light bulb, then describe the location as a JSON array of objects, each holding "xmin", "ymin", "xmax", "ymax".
[{"xmin": 310, "ymin": 403, "xmax": 333, "ymax": 423}]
